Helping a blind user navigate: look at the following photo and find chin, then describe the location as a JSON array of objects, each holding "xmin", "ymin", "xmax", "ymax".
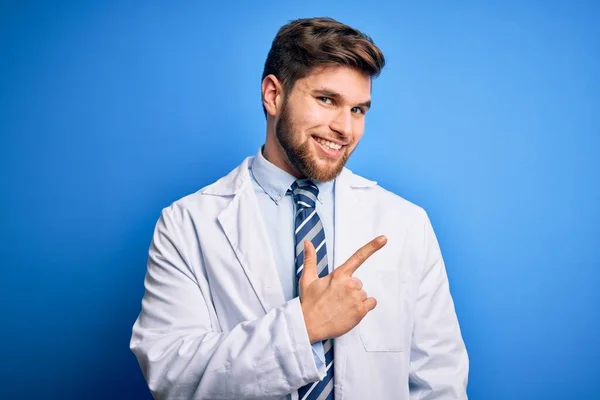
[{"xmin": 305, "ymin": 159, "xmax": 345, "ymax": 182}]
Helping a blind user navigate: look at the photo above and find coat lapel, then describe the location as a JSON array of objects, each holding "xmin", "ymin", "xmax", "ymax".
[
  {"xmin": 212, "ymin": 157, "xmax": 286, "ymax": 314},
  {"xmin": 333, "ymin": 169, "xmax": 375, "ymax": 269},
  {"xmin": 333, "ymin": 167, "xmax": 378, "ymax": 399}
]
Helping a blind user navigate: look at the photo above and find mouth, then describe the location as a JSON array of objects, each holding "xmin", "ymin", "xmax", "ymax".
[{"xmin": 312, "ymin": 136, "xmax": 346, "ymax": 159}]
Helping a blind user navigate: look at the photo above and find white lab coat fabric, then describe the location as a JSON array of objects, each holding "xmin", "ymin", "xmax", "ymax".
[{"xmin": 130, "ymin": 156, "xmax": 469, "ymax": 399}]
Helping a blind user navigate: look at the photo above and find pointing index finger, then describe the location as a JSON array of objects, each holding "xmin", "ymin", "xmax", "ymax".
[{"xmin": 339, "ymin": 235, "xmax": 387, "ymax": 276}]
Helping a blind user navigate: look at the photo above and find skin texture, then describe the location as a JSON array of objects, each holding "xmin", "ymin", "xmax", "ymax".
[{"xmin": 261, "ymin": 66, "xmax": 387, "ymax": 342}]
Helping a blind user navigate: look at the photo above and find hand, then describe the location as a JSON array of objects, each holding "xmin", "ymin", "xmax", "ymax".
[{"xmin": 299, "ymin": 235, "xmax": 387, "ymax": 343}]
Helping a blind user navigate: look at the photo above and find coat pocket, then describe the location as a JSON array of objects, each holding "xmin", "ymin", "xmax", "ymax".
[{"xmin": 358, "ymin": 269, "xmax": 407, "ymax": 352}]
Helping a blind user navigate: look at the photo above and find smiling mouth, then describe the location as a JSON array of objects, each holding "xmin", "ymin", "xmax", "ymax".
[
  {"xmin": 312, "ymin": 136, "xmax": 346, "ymax": 158},
  {"xmin": 313, "ymin": 136, "xmax": 345, "ymax": 149}
]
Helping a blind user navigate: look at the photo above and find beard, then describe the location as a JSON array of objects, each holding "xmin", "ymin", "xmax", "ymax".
[{"xmin": 275, "ymin": 97, "xmax": 354, "ymax": 182}]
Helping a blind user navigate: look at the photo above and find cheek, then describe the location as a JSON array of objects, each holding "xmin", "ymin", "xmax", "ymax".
[
  {"xmin": 352, "ymin": 121, "xmax": 365, "ymax": 141},
  {"xmin": 297, "ymin": 101, "xmax": 330, "ymax": 129},
  {"xmin": 299, "ymin": 112, "xmax": 324, "ymax": 131}
]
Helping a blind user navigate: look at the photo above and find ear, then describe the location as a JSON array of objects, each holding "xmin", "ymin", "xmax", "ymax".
[{"xmin": 262, "ymin": 74, "xmax": 284, "ymax": 117}]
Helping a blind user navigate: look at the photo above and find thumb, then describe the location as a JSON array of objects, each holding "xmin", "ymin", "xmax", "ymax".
[{"xmin": 299, "ymin": 240, "xmax": 319, "ymax": 287}]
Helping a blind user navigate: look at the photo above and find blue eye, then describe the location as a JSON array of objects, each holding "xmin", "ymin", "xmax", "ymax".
[
  {"xmin": 319, "ymin": 97, "xmax": 332, "ymax": 104},
  {"xmin": 351, "ymin": 107, "xmax": 365, "ymax": 114}
]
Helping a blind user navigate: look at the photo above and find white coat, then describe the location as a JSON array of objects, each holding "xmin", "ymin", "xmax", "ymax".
[{"xmin": 130, "ymin": 156, "xmax": 469, "ymax": 399}]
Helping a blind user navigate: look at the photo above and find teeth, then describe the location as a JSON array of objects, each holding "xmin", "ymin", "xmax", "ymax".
[{"xmin": 315, "ymin": 137, "xmax": 342, "ymax": 150}]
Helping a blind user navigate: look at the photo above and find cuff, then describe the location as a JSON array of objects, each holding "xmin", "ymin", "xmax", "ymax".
[
  {"xmin": 311, "ymin": 340, "xmax": 326, "ymax": 379},
  {"xmin": 285, "ymin": 297, "xmax": 327, "ymax": 383}
]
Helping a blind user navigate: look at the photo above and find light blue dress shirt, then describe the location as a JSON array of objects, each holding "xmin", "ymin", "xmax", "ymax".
[{"xmin": 249, "ymin": 146, "xmax": 335, "ymax": 370}]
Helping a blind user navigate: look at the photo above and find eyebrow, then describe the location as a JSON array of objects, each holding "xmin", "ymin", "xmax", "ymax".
[{"xmin": 313, "ymin": 88, "xmax": 371, "ymax": 109}]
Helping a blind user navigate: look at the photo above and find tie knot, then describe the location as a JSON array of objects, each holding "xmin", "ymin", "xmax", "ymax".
[{"xmin": 289, "ymin": 179, "xmax": 319, "ymax": 208}]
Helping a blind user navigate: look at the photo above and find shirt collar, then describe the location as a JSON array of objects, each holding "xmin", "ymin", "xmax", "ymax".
[{"xmin": 251, "ymin": 146, "xmax": 334, "ymax": 205}]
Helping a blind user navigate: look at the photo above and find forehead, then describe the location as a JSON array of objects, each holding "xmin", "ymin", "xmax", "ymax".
[{"xmin": 294, "ymin": 66, "xmax": 371, "ymax": 100}]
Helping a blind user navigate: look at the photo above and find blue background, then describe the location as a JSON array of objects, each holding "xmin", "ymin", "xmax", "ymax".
[{"xmin": 1, "ymin": 1, "xmax": 598, "ymax": 399}]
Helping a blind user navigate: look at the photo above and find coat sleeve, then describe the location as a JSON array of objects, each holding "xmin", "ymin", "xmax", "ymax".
[
  {"xmin": 130, "ymin": 206, "xmax": 322, "ymax": 399},
  {"xmin": 408, "ymin": 211, "xmax": 469, "ymax": 399}
]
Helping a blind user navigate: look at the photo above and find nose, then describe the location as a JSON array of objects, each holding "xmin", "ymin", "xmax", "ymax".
[{"xmin": 329, "ymin": 108, "xmax": 353, "ymax": 139}]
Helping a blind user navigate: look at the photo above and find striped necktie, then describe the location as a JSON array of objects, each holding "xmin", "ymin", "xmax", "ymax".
[{"xmin": 290, "ymin": 179, "xmax": 335, "ymax": 400}]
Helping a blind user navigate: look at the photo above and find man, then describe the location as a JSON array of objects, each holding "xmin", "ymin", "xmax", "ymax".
[{"xmin": 131, "ymin": 17, "xmax": 468, "ymax": 399}]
